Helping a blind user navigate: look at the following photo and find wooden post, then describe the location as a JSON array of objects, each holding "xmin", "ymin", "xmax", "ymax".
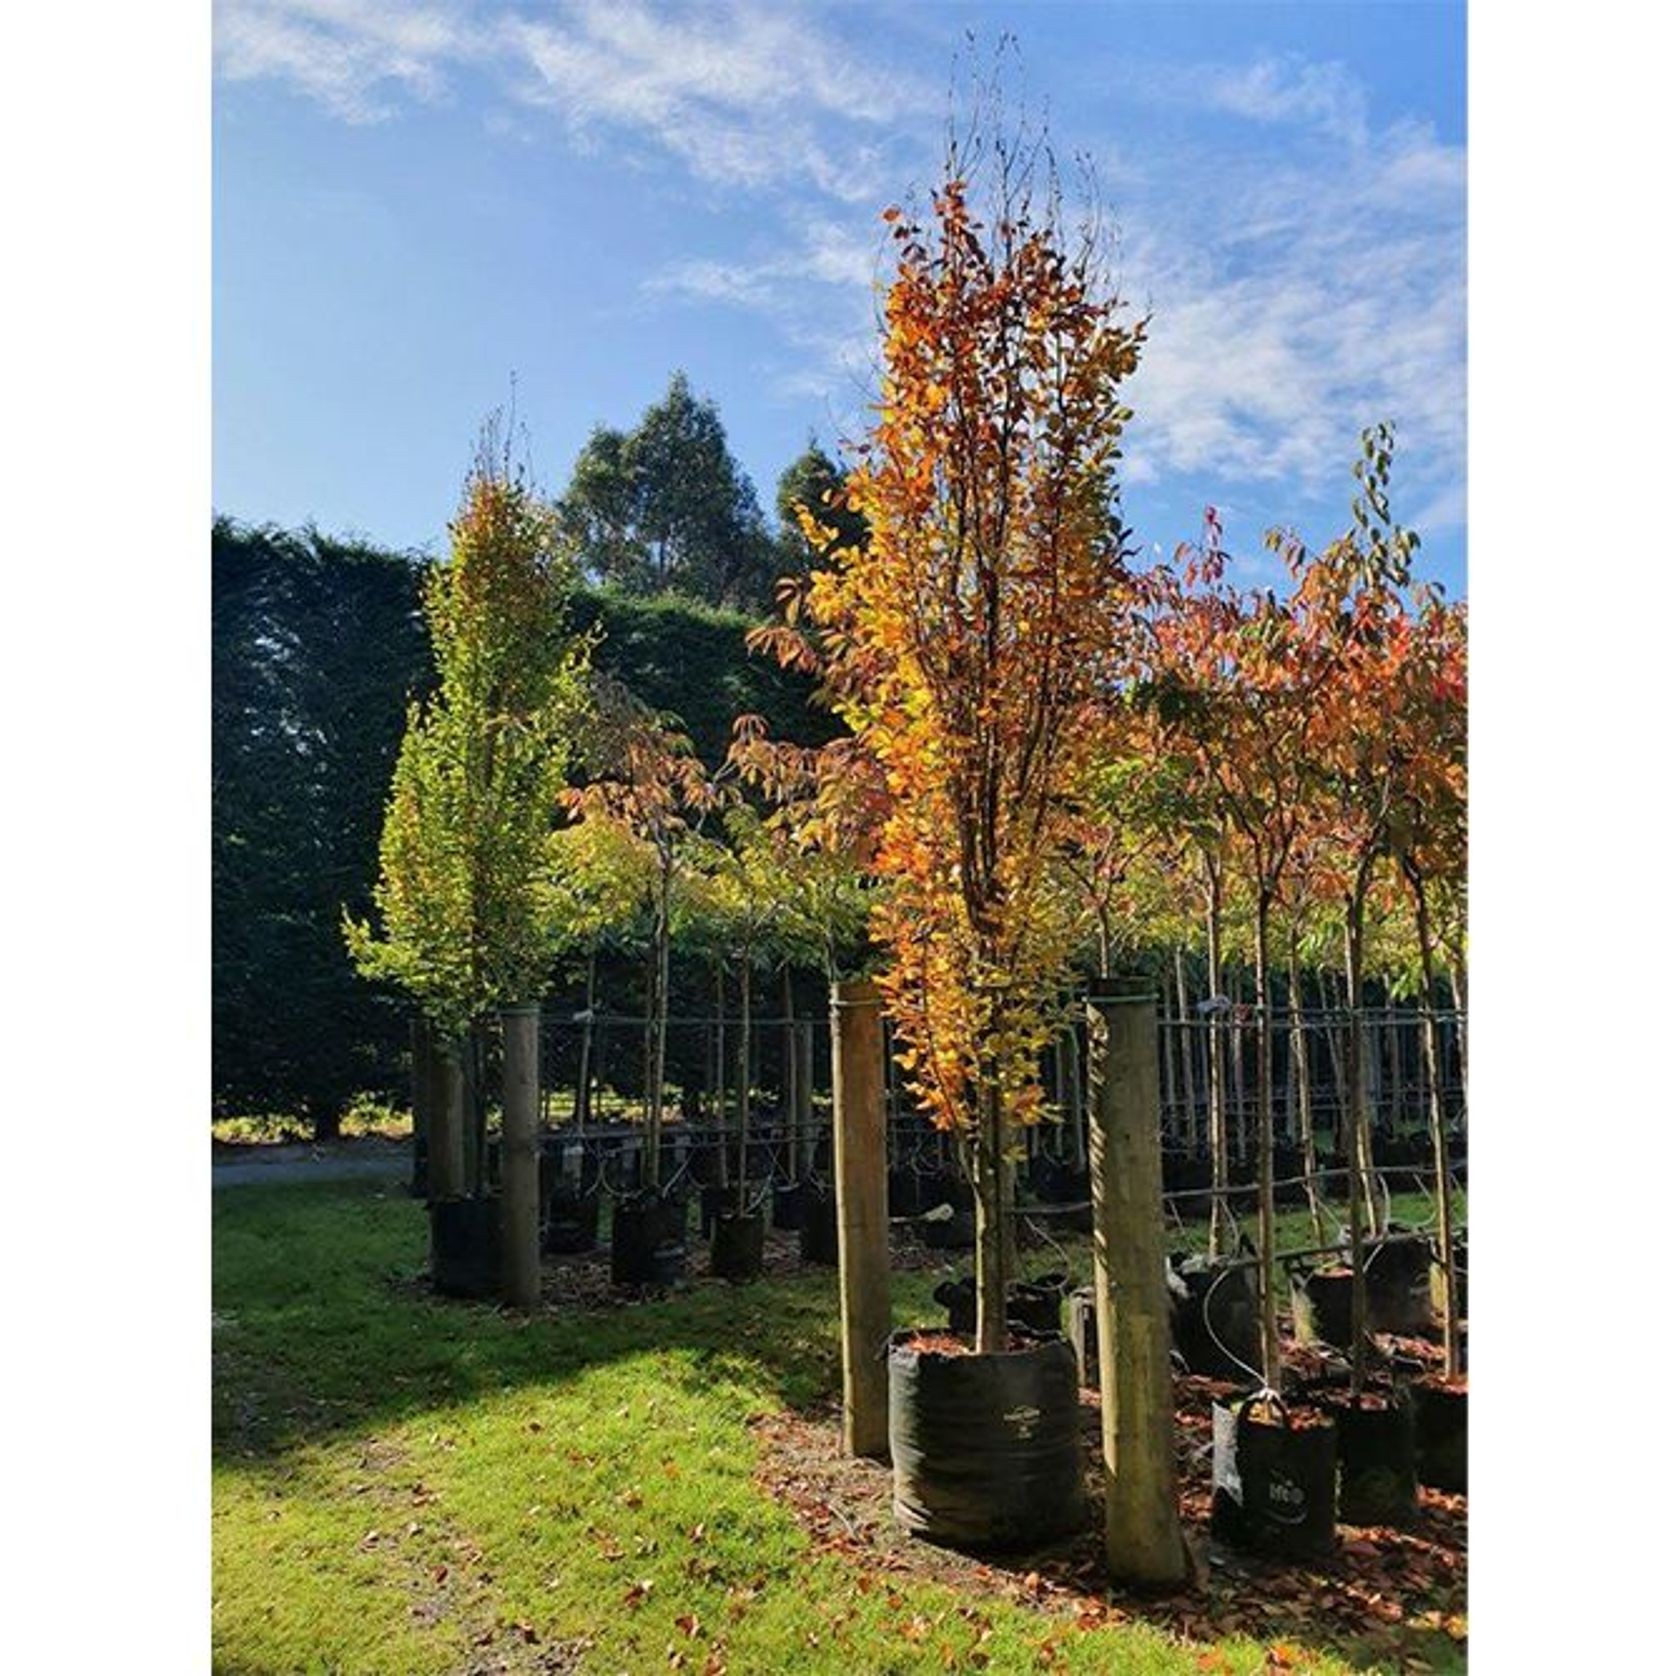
[
  {"xmin": 1088, "ymin": 981, "xmax": 1187, "ymax": 1587},
  {"xmin": 832, "ymin": 979, "xmax": 891, "ymax": 1460},
  {"xmin": 501, "ymin": 1004, "xmax": 542, "ymax": 1309},
  {"xmin": 795, "ymin": 1020, "xmax": 815, "ymax": 1176},
  {"xmin": 431, "ymin": 1033, "xmax": 467, "ymax": 1201},
  {"xmin": 410, "ymin": 1013, "xmax": 434, "ymax": 1197}
]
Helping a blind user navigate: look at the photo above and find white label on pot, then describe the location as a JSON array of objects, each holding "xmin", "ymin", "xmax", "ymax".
[{"xmin": 1212, "ymin": 1406, "xmax": 1242, "ymax": 1505}]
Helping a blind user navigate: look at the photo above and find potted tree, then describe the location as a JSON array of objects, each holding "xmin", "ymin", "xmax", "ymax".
[
  {"xmin": 346, "ymin": 427, "xmax": 592, "ymax": 1306},
  {"xmin": 775, "ymin": 130, "xmax": 1148, "ymax": 1548}
]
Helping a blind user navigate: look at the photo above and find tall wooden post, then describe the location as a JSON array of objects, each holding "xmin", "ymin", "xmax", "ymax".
[
  {"xmin": 500, "ymin": 1004, "xmax": 542, "ymax": 1309},
  {"xmin": 1088, "ymin": 981, "xmax": 1187, "ymax": 1587},
  {"xmin": 431, "ymin": 1034, "xmax": 467, "ymax": 1201},
  {"xmin": 832, "ymin": 980, "xmax": 890, "ymax": 1460},
  {"xmin": 410, "ymin": 1013, "xmax": 434, "ymax": 1198}
]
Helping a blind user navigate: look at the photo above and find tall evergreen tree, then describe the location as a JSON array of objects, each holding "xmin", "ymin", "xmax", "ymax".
[{"xmin": 556, "ymin": 372, "xmax": 778, "ymax": 611}]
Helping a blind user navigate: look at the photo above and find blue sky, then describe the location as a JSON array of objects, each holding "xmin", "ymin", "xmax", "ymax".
[{"xmin": 214, "ymin": 1, "xmax": 1466, "ymax": 596}]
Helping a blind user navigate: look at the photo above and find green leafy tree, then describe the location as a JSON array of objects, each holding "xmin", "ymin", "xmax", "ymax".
[
  {"xmin": 557, "ymin": 372, "xmax": 778, "ymax": 610},
  {"xmin": 774, "ymin": 438, "xmax": 869, "ymax": 582},
  {"xmin": 345, "ymin": 437, "xmax": 592, "ymax": 1059}
]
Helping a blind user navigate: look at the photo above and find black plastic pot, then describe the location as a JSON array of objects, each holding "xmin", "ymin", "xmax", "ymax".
[
  {"xmin": 430, "ymin": 1195, "xmax": 501, "ymax": 1300},
  {"xmin": 1325, "ymin": 1389, "xmax": 1418, "ymax": 1525},
  {"xmin": 610, "ymin": 1190, "xmax": 687, "ymax": 1288},
  {"xmin": 887, "ymin": 1330, "xmax": 1084, "ymax": 1550},
  {"xmin": 934, "ymin": 1273, "xmax": 1068, "ymax": 1338},
  {"xmin": 799, "ymin": 1183, "xmax": 840, "ymax": 1265},
  {"xmin": 1414, "ymin": 1376, "xmax": 1467, "ymax": 1494},
  {"xmin": 771, "ymin": 1180, "xmax": 806, "ymax": 1231},
  {"xmin": 888, "ymin": 1167, "xmax": 924, "ymax": 1217},
  {"xmin": 1211, "ymin": 1394, "xmax": 1338, "ymax": 1559},
  {"xmin": 710, "ymin": 1206, "xmax": 767, "ymax": 1283},
  {"xmin": 542, "ymin": 1180, "xmax": 600, "ymax": 1255},
  {"xmin": 1365, "ymin": 1234, "xmax": 1436, "ymax": 1335},
  {"xmin": 1170, "ymin": 1258, "xmax": 1262, "ymax": 1380},
  {"xmin": 1290, "ymin": 1265, "xmax": 1355, "ymax": 1351}
]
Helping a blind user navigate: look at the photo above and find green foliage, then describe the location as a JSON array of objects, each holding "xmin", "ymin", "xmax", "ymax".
[
  {"xmin": 773, "ymin": 437, "xmax": 869, "ymax": 578},
  {"xmin": 556, "ymin": 371, "xmax": 780, "ymax": 610},
  {"xmin": 345, "ymin": 457, "xmax": 592, "ymax": 1032},
  {"xmin": 212, "ymin": 517, "xmax": 429, "ymax": 1133}
]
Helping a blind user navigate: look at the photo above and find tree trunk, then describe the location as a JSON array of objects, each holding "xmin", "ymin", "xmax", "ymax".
[
  {"xmin": 1344, "ymin": 903, "xmax": 1373, "ymax": 1394},
  {"xmin": 1175, "ymin": 947, "xmax": 1199, "ymax": 1150},
  {"xmin": 432, "ymin": 1033, "xmax": 467, "ymax": 1200},
  {"xmin": 500, "ymin": 1004, "xmax": 541, "ymax": 1308},
  {"xmin": 1160, "ymin": 972, "xmax": 1179, "ymax": 1143},
  {"xmin": 971, "ymin": 1074, "xmax": 1012, "ymax": 1354},
  {"xmin": 1406, "ymin": 864, "xmax": 1461, "ymax": 1379},
  {"xmin": 646, "ymin": 868, "xmax": 672, "ymax": 1189},
  {"xmin": 736, "ymin": 958, "xmax": 752, "ymax": 1212},
  {"xmin": 1253, "ymin": 895, "xmax": 1281, "ymax": 1389},
  {"xmin": 574, "ymin": 947, "xmax": 597, "ymax": 1126},
  {"xmin": 1230, "ymin": 965, "xmax": 1248, "ymax": 1171},
  {"xmin": 1206, "ymin": 871, "xmax": 1233, "ymax": 1259},
  {"xmin": 1289, "ymin": 937, "xmax": 1326, "ymax": 1247}
]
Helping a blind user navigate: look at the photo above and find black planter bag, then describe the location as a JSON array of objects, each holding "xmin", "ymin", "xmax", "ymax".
[
  {"xmin": 611, "ymin": 1189, "xmax": 687, "ymax": 1288},
  {"xmin": 430, "ymin": 1195, "xmax": 501, "ymax": 1300},
  {"xmin": 1365, "ymin": 1234, "xmax": 1436, "ymax": 1335},
  {"xmin": 1211, "ymin": 1395, "xmax": 1338, "ymax": 1559},
  {"xmin": 888, "ymin": 1331, "xmax": 1084, "ymax": 1550},
  {"xmin": 1290, "ymin": 1265, "xmax": 1355, "ymax": 1350},
  {"xmin": 771, "ymin": 1180, "xmax": 806, "ymax": 1230},
  {"xmin": 800, "ymin": 1183, "xmax": 840, "ymax": 1265},
  {"xmin": 1414, "ymin": 1378, "xmax": 1467, "ymax": 1494},
  {"xmin": 1171, "ymin": 1258, "xmax": 1262, "ymax": 1380},
  {"xmin": 935, "ymin": 1274, "xmax": 1069, "ymax": 1338},
  {"xmin": 710, "ymin": 1207, "xmax": 766, "ymax": 1282},
  {"xmin": 542, "ymin": 1181, "xmax": 600, "ymax": 1255},
  {"xmin": 1325, "ymin": 1389, "xmax": 1418, "ymax": 1524}
]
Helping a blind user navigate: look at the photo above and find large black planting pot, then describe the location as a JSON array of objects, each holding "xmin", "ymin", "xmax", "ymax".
[
  {"xmin": 1290, "ymin": 1264, "xmax": 1355, "ymax": 1350},
  {"xmin": 1324, "ymin": 1388, "xmax": 1418, "ymax": 1524},
  {"xmin": 887, "ymin": 1330, "xmax": 1084, "ymax": 1550},
  {"xmin": 1365, "ymin": 1234, "xmax": 1436, "ymax": 1335},
  {"xmin": 1170, "ymin": 1257, "xmax": 1263, "ymax": 1381},
  {"xmin": 1211, "ymin": 1394, "xmax": 1338, "ymax": 1559},
  {"xmin": 935, "ymin": 1273, "xmax": 1069, "ymax": 1338},
  {"xmin": 610, "ymin": 1189, "xmax": 687, "ymax": 1288},
  {"xmin": 710, "ymin": 1206, "xmax": 767, "ymax": 1282},
  {"xmin": 430, "ymin": 1195, "xmax": 501, "ymax": 1300},
  {"xmin": 1413, "ymin": 1377, "xmax": 1467, "ymax": 1493},
  {"xmin": 799, "ymin": 1183, "xmax": 840, "ymax": 1265},
  {"xmin": 542, "ymin": 1179, "xmax": 600, "ymax": 1255},
  {"xmin": 771, "ymin": 1180, "xmax": 806, "ymax": 1230}
]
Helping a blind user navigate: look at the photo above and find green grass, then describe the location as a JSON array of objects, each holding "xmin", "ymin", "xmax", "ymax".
[{"xmin": 213, "ymin": 1180, "xmax": 1461, "ymax": 1675}]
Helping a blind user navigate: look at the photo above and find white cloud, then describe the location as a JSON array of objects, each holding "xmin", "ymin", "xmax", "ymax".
[{"xmin": 215, "ymin": 0, "xmax": 928, "ymax": 194}]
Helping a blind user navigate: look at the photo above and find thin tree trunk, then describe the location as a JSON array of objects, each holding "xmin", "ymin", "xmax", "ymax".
[
  {"xmin": 1175, "ymin": 947, "xmax": 1199, "ymax": 1150},
  {"xmin": 646, "ymin": 867, "xmax": 672, "ymax": 1190},
  {"xmin": 1406, "ymin": 863, "xmax": 1461, "ymax": 1379},
  {"xmin": 1160, "ymin": 971, "xmax": 1179, "ymax": 1142},
  {"xmin": 574, "ymin": 947, "xmax": 597, "ymax": 1126},
  {"xmin": 500, "ymin": 1004, "xmax": 541, "ymax": 1308},
  {"xmin": 1253, "ymin": 893, "xmax": 1281, "ymax": 1389},
  {"xmin": 1230, "ymin": 965, "xmax": 1248, "ymax": 1172},
  {"xmin": 1289, "ymin": 937, "xmax": 1326, "ymax": 1248},
  {"xmin": 1344, "ymin": 902, "xmax": 1373, "ymax": 1395},
  {"xmin": 737, "ymin": 958, "xmax": 752, "ymax": 1211},
  {"xmin": 1206, "ymin": 873, "xmax": 1233, "ymax": 1260}
]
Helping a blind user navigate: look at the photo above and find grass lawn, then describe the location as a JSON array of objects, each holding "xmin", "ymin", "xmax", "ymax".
[{"xmin": 213, "ymin": 1179, "xmax": 1464, "ymax": 1675}]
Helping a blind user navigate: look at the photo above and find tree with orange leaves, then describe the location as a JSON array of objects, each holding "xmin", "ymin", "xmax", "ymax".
[{"xmin": 788, "ymin": 137, "xmax": 1150, "ymax": 1352}]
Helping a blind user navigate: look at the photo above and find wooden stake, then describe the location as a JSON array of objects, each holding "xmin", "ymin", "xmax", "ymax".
[
  {"xmin": 1088, "ymin": 982, "xmax": 1187, "ymax": 1587},
  {"xmin": 832, "ymin": 979, "xmax": 890, "ymax": 1460},
  {"xmin": 501, "ymin": 1004, "xmax": 542, "ymax": 1309}
]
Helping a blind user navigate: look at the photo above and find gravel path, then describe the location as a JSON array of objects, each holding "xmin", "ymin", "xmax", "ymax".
[{"xmin": 211, "ymin": 1138, "xmax": 412, "ymax": 1188}]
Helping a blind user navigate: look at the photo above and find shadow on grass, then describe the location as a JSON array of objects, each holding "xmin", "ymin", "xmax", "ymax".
[{"xmin": 212, "ymin": 1175, "xmax": 961, "ymax": 1469}]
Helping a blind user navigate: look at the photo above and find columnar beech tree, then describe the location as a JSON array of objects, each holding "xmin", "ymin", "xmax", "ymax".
[
  {"xmin": 346, "ymin": 442, "xmax": 591, "ymax": 1287},
  {"xmin": 787, "ymin": 148, "xmax": 1150, "ymax": 1352}
]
